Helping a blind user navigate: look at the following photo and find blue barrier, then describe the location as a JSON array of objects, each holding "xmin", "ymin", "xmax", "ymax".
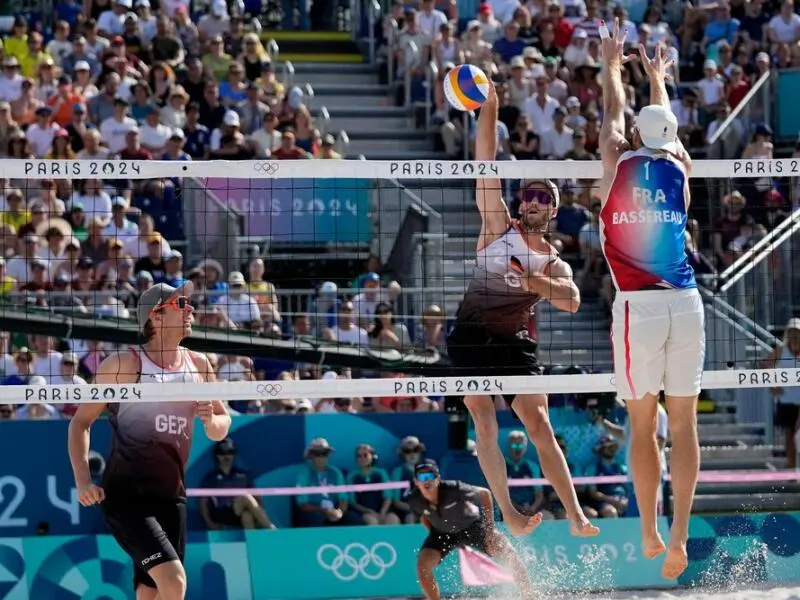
[
  {"xmin": 0, "ymin": 409, "xmax": 604, "ymax": 536},
  {"xmin": 2, "ymin": 513, "xmax": 800, "ymax": 599},
  {"xmin": 776, "ymin": 69, "xmax": 800, "ymax": 139}
]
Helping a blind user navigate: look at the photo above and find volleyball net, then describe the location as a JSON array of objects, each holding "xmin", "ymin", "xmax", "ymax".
[{"xmin": 0, "ymin": 157, "xmax": 798, "ymax": 408}]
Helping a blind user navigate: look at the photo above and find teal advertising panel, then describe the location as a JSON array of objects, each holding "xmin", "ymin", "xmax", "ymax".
[
  {"xmin": 1, "ymin": 513, "xmax": 799, "ymax": 599},
  {"xmin": 776, "ymin": 69, "xmax": 800, "ymax": 139}
]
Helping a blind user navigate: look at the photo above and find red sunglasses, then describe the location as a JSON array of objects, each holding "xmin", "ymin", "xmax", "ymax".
[{"xmin": 152, "ymin": 296, "xmax": 191, "ymax": 314}]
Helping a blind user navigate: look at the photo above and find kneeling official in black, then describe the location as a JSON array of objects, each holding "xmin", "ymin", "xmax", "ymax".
[{"xmin": 405, "ymin": 460, "xmax": 535, "ymax": 600}]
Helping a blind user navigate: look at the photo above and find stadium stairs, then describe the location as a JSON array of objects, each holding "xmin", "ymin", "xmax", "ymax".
[{"xmin": 264, "ymin": 30, "xmax": 438, "ymax": 159}]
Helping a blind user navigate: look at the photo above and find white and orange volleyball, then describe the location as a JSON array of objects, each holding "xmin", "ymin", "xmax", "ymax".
[{"xmin": 443, "ymin": 64, "xmax": 490, "ymax": 112}]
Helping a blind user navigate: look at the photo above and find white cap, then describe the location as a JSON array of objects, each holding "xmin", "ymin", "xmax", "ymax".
[
  {"xmin": 116, "ymin": 0, "xmax": 133, "ymax": 7},
  {"xmin": 787, "ymin": 318, "xmax": 800, "ymax": 331},
  {"xmin": 703, "ymin": 59, "xmax": 717, "ymax": 70},
  {"xmin": 166, "ymin": 249, "xmax": 182, "ymax": 260},
  {"xmin": 229, "ymin": 271, "xmax": 246, "ymax": 285},
  {"xmin": 510, "ymin": 56, "xmax": 525, "ymax": 69},
  {"xmin": 211, "ymin": 0, "xmax": 227, "ymax": 15},
  {"xmin": 467, "ymin": 19, "xmax": 480, "ymax": 30},
  {"xmin": 573, "ymin": 28, "xmax": 588, "ymax": 39},
  {"xmin": 320, "ymin": 281, "xmax": 337, "ymax": 294},
  {"xmin": 565, "ymin": 96, "xmax": 581, "ymax": 108},
  {"xmin": 75, "ymin": 60, "xmax": 91, "ymax": 71},
  {"xmin": 223, "ymin": 110, "xmax": 240, "ymax": 127},
  {"xmin": 636, "ymin": 105, "xmax": 679, "ymax": 154},
  {"xmin": 135, "ymin": 0, "xmax": 150, "ymax": 6}
]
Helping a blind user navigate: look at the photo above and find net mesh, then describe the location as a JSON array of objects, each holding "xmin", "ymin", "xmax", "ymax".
[{"xmin": 0, "ymin": 157, "xmax": 797, "ymax": 413}]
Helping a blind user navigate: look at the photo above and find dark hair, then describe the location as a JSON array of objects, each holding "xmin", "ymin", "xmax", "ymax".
[
  {"xmin": 142, "ymin": 319, "xmax": 157, "ymax": 341},
  {"xmin": 369, "ymin": 302, "xmax": 394, "ymax": 339}
]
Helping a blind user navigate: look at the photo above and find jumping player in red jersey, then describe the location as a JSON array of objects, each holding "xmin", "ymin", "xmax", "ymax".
[
  {"xmin": 446, "ymin": 83, "xmax": 599, "ymax": 539},
  {"xmin": 598, "ymin": 21, "xmax": 704, "ymax": 580},
  {"xmin": 68, "ymin": 282, "xmax": 231, "ymax": 600}
]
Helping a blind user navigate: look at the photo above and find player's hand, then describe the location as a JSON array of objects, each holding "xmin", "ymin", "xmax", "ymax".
[
  {"xmin": 638, "ymin": 42, "xmax": 675, "ymax": 81},
  {"xmin": 196, "ymin": 401, "xmax": 214, "ymax": 425},
  {"xmin": 599, "ymin": 19, "xmax": 635, "ymax": 65},
  {"xmin": 483, "ymin": 81, "xmax": 498, "ymax": 109},
  {"xmin": 325, "ymin": 508, "xmax": 343, "ymax": 521},
  {"xmin": 77, "ymin": 483, "xmax": 105, "ymax": 507}
]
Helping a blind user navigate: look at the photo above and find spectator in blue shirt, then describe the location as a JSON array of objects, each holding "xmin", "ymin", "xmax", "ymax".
[
  {"xmin": 199, "ymin": 438, "xmax": 276, "ymax": 530},
  {"xmin": 505, "ymin": 430, "xmax": 548, "ymax": 518},
  {"xmin": 703, "ymin": 4, "xmax": 740, "ymax": 54},
  {"xmin": 492, "ymin": 21, "xmax": 526, "ymax": 65},
  {"xmin": 347, "ymin": 444, "xmax": 401, "ymax": 525},
  {"xmin": 159, "ymin": 250, "xmax": 186, "ymax": 287},
  {"xmin": 3, "ymin": 347, "xmax": 34, "ymax": 385},
  {"xmin": 585, "ymin": 436, "xmax": 629, "ymax": 519},
  {"xmin": 295, "ymin": 438, "xmax": 354, "ymax": 527},
  {"xmin": 183, "ymin": 102, "xmax": 211, "ymax": 159}
]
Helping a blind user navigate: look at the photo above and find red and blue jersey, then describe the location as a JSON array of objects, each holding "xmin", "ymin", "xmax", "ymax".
[{"xmin": 599, "ymin": 149, "xmax": 696, "ymax": 292}]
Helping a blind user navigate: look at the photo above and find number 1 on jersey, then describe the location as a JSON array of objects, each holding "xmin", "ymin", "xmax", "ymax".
[{"xmin": 644, "ymin": 161, "xmax": 650, "ymax": 181}]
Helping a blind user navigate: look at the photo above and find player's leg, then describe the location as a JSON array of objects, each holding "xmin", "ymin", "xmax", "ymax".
[
  {"xmin": 464, "ymin": 395, "xmax": 539, "ymax": 536},
  {"xmin": 611, "ymin": 296, "xmax": 670, "ymax": 559},
  {"xmin": 661, "ymin": 293, "xmax": 705, "ymax": 579},
  {"xmin": 513, "ymin": 395, "xmax": 597, "ymax": 536},
  {"xmin": 416, "ymin": 545, "xmax": 444, "ymax": 600},
  {"xmin": 483, "ymin": 529, "xmax": 535, "ymax": 599}
]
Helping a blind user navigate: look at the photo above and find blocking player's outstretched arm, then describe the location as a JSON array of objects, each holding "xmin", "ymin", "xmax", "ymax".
[
  {"xmin": 474, "ymin": 84, "xmax": 511, "ymax": 252},
  {"xmin": 598, "ymin": 20, "xmax": 631, "ymax": 172}
]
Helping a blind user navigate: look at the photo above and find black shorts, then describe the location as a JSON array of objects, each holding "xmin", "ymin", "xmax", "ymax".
[
  {"xmin": 775, "ymin": 403, "xmax": 800, "ymax": 429},
  {"xmin": 422, "ymin": 520, "xmax": 488, "ymax": 557},
  {"xmin": 103, "ymin": 498, "xmax": 187, "ymax": 590},
  {"xmin": 447, "ymin": 324, "xmax": 542, "ymax": 403}
]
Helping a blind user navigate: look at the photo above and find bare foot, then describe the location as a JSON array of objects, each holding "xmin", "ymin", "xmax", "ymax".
[
  {"xmin": 661, "ymin": 542, "xmax": 688, "ymax": 580},
  {"xmin": 570, "ymin": 518, "xmax": 600, "ymax": 537},
  {"xmin": 505, "ymin": 510, "xmax": 543, "ymax": 537},
  {"xmin": 642, "ymin": 532, "xmax": 667, "ymax": 559}
]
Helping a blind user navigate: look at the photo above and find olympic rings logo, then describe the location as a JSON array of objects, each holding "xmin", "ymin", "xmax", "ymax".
[
  {"xmin": 252, "ymin": 162, "xmax": 280, "ymax": 174},
  {"xmin": 317, "ymin": 542, "xmax": 397, "ymax": 581},
  {"xmin": 256, "ymin": 384, "xmax": 283, "ymax": 397}
]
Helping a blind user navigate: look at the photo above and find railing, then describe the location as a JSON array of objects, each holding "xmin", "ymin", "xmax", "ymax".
[
  {"xmin": 366, "ymin": 0, "xmax": 381, "ymax": 65},
  {"xmin": 265, "ymin": 39, "xmax": 280, "ymax": 63},
  {"xmin": 387, "ymin": 18, "xmax": 399, "ymax": 89},
  {"xmin": 715, "ymin": 207, "xmax": 800, "ymax": 330},
  {"xmin": 403, "ymin": 40, "xmax": 420, "ymax": 107},
  {"xmin": 281, "ymin": 61, "xmax": 295, "ymax": 88},
  {"xmin": 424, "ymin": 61, "xmax": 438, "ymax": 132},
  {"xmin": 708, "ymin": 70, "xmax": 772, "ymax": 148}
]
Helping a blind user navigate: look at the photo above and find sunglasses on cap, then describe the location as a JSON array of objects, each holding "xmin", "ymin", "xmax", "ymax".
[
  {"xmin": 153, "ymin": 295, "xmax": 191, "ymax": 313},
  {"xmin": 416, "ymin": 471, "xmax": 437, "ymax": 482},
  {"xmin": 521, "ymin": 187, "xmax": 555, "ymax": 206}
]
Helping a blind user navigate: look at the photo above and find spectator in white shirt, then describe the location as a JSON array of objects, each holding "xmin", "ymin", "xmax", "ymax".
[
  {"xmin": 476, "ymin": 4, "xmax": 504, "ymax": 43},
  {"xmin": 323, "ymin": 301, "xmax": 369, "ymax": 347},
  {"xmin": 100, "ymin": 98, "xmax": 138, "ymax": 153},
  {"xmin": 563, "ymin": 28, "xmax": 590, "ymax": 68},
  {"xmin": 98, "ymin": 0, "xmax": 134, "ymax": 37},
  {"xmin": 104, "ymin": 197, "xmax": 140, "ymax": 244},
  {"xmin": 6, "ymin": 234, "xmax": 42, "ymax": 285},
  {"xmin": 696, "ymin": 59, "xmax": 725, "ymax": 114},
  {"xmin": 31, "ymin": 336, "xmax": 63, "ymax": 383},
  {"xmin": 223, "ymin": 271, "xmax": 261, "ymax": 325},
  {"xmin": 197, "ymin": 0, "xmax": 231, "ymax": 42},
  {"xmin": 0, "ymin": 57, "xmax": 24, "ymax": 103},
  {"xmin": 768, "ymin": 0, "xmax": 800, "ymax": 45},
  {"xmin": 524, "ymin": 71, "xmax": 560, "ymax": 133},
  {"xmin": 139, "ymin": 106, "xmax": 172, "ymax": 154},
  {"xmin": 51, "ymin": 352, "xmax": 88, "ymax": 385},
  {"xmin": 135, "ymin": 0, "xmax": 158, "ymax": 42},
  {"xmin": 27, "ymin": 106, "xmax": 60, "ymax": 156},
  {"xmin": 352, "ymin": 272, "xmax": 384, "ymax": 329},
  {"xmin": 539, "ymin": 107, "xmax": 574, "ymax": 158},
  {"xmin": 249, "ymin": 111, "xmax": 282, "ymax": 157},
  {"xmin": 489, "ymin": 0, "xmax": 521, "ymax": 24},
  {"xmin": 69, "ymin": 179, "xmax": 113, "ymax": 224},
  {"xmin": 417, "ymin": 0, "xmax": 449, "ymax": 43},
  {"xmin": 564, "ymin": 95, "xmax": 587, "ymax": 130},
  {"xmin": 46, "ymin": 21, "xmax": 74, "ymax": 67},
  {"xmin": 16, "ymin": 376, "xmax": 61, "ymax": 419}
]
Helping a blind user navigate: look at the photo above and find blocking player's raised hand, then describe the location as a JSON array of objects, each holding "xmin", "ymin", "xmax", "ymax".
[
  {"xmin": 638, "ymin": 42, "xmax": 675, "ymax": 81},
  {"xmin": 599, "ymin": 19, "xmax": 635, "ymax": 66}
]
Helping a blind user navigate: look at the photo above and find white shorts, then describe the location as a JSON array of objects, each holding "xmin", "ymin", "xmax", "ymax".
[{"xmin": 610, "ymin": 288, "xmax": 705, "ymax": 399}]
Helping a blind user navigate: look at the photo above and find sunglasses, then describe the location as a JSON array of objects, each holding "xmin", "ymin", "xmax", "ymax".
[
  {"xmin": 416, "ymin": 472, "xmax": 437, "ymax": 482},
  {"xmin": 522, "ymin": 187, "xmax": 555, "ymax": 206},
  {"xmin": 357, "ymin": 452, "xmax": 372, "ymax": 458},
  {"xmin": 510, "ymin": 443, "xmax": 525, "ymax": 450},
  {"xmin": 154, "ymin": 295, "xmax": 191, "ymax": 313},
  {"xmin": 402, "ymin": 448, "xmax": 421, "ymax": 454}
]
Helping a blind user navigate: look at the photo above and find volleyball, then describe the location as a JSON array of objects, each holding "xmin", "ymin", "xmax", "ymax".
[{"xmin": 444, "ymin": 64, "xmax": 490, "ymax": 112}]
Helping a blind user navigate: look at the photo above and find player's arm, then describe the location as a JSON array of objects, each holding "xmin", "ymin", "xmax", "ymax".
[
  {"xmin": 639, "ymin": 42, "xmax": 692, "ymax": 175},
  {"xmin": 68, "ymin": 352, "xmax": 137, "ymax": 506},
  {"xmin": 475, "ymin": 84, "xmax": 511, "ymax": 249},
  {"xmin": 190, "ymin": 350, "xmax": 232, "ymax": 441},
  {"xmin": 599, "ymin": 20, "xmax": 631, "ymax": 170},
  {"xmin": 527, "ymin": 258, "xmax": 581, "ymax": 313}
]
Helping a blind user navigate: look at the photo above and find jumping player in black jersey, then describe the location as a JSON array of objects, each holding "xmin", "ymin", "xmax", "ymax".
[
  {"xmin": 446, "ymin": 84, "xmax": 599, "ymax": 538},
  {"xmin": 68, "ymin": 282, "xmax": 231, "ymax": 600}
]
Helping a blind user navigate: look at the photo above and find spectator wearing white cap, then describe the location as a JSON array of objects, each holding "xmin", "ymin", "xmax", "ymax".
[
  {"xmin": 98, "ymin": 0, "xmax": 134, "ymax": 37},
  {"xmin": 506, "ymin": 56, "xmax": 530, "ymax": 110},
  {"xmin": 0, "ymin": 57, "xmax": 23, "ymax": 103},
  {"xmin": 16, "ymin": 376, "xmax": 60, "ymax": 420},
  {"xmin": 135, "ymin": 0, "xmax": 158, "ymax": 42},
  {"xmin": 52, "ymin": 352, "xmax": 88, "ymax": 386},
  {"xmin": 223, "ymin": 271, "xmax": 261, "ymax": 325},
  {"xmin": 100, "ymin": 98, "xmax": 137, "ymax": 154},
  {"xmin": 210, "ymin": 109, "xmax": 240, "ymax": 151},
  {"xmin": 162, "ymin": 129, "xmax": 191, "ymax": 162},
  {"xmin": 564, "ymin": 95, "xmax": 587, "ymax": 130},
  {"xmin": 697, "ymin": 59, "xmax": 725, "ymax": 116},
  {"xmin": 159, "ymin": 250, "xmax": 186, "ymax": 287},
  {"xmin": 563, "ymin": 28, "xmax": 590, "ymax": 68},
  {"xmin": 198, "ymin": 0, "xmax": 231, "ymax": 42},
  {"xmin": 139, "ymin": 105, "xmax": 172, "ymax": 154},
  {"xmin": 62, "ymin": 39, "xmax": 101, "ymax": 80}
]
